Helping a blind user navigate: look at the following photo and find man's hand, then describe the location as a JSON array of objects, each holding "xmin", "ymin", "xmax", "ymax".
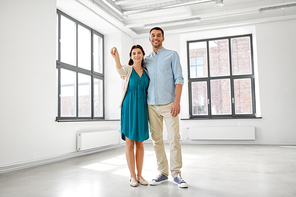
[
  {"xmin": 170, "ymin": 84, "xmax": 182, "ymax": 117},
  {"xmin": 170, "ymin": 101, "xmax": 180, "ymax": 117}
]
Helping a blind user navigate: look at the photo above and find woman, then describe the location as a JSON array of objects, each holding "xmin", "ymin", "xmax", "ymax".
[{"xmin": 110, "ymin": 45, "xmax": 149, "ymax": 187}]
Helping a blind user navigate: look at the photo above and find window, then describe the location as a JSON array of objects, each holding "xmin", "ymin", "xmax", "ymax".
[
  {"xmin": 56, "ymin": 10, "xmax": 104, "ymax": 121},
  {"xmin": 188, "ymin": 35, "xmax": 256, "ymax": 119}
]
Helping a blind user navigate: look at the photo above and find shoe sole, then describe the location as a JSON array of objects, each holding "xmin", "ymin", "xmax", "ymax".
[
  {"xmin": 149, "ymin": 179, "xmax": 168, "ymax": 186},
  {"xmin": 173, "ymin": 180, "xmax": 188, "ymax": 188},
  {"xmin": 138, "ymin": 181, "xmax": 148, "ymax": 186},
  {"xmin": 174, "ymin": 182, "xmax": 188, "ymax": 188},
  {"xmin": 130, "ymin": 183, "xmax": 138, "ymax": 187}
]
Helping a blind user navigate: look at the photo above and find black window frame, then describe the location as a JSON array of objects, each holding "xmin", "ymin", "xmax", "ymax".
[
  {"xmin": 56, "ymin": 10, "xmax": 104, "ymax": 122},
  {"xmin": 187, "ymin": 34, "xmax": 257, "ymax": 119}
]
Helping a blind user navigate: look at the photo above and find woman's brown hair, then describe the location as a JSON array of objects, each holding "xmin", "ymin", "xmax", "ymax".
[{"xmin": 128, "ymin": 45, "xmax": 145, "ymax": 68}]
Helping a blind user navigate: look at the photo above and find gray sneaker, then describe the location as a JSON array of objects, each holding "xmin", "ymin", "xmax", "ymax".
[
  {"xmin": 173, "ymin": 176, "xmax": 188, "ymax": 188},
  {"xmin": 150, "ymin": 174, "xmax": 168, "ymax": 185}
]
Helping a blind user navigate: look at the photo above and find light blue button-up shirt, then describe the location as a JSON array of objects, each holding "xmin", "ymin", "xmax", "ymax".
[{"xmin": 144, "ymin": 48, "xmax": 184, "ymax": 105}]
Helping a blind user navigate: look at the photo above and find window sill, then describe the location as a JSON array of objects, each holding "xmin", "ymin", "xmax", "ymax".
[
  {"xmin": 56, "ymin": 119, "xmax": 120, "ymax": 122},
  {"xmin": 181, "ymin": 117, "xmax": 262, "ymax": 120}
]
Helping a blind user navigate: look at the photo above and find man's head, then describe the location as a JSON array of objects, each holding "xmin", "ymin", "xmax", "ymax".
[
  {"xmin": 149, "ymin": 27, "xmax": 164, "ymax": 49},
  {"xmin": 149, "ymin": 27, "xmax": 164, "ymax": 37}
]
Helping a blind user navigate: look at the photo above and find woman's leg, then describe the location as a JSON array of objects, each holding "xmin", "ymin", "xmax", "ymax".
[
  {"xmin": 125, "ymin": 137, "xmax": 137, "ymax": 181},
  {"xmin": 135, "ymin": 141, "xmax": 146, "ymax": 181}
]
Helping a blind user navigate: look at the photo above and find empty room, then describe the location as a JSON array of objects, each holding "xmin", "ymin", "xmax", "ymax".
[{"xmin": 1, "ymin": 0, "xmax": 296, "ymax": 196}]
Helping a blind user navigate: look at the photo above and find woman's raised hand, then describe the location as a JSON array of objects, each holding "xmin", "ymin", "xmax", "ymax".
[
  {"xmin": 111, "ymin": 47, "xmax": 123, "ymax": 69},
  {"xmin": 110, "ymin": 47, "xmax": 119, "ymax": 60}
]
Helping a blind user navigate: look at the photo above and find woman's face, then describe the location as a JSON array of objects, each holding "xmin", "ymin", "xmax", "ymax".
[{"xmin": 131, "ymin": 48, "xmax": 144, "ymax": 64}]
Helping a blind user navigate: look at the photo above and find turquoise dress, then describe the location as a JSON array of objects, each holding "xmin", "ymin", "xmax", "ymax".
[{"xmin": 121, "ymin": 68, "xmax": 149, "ymax": 141}]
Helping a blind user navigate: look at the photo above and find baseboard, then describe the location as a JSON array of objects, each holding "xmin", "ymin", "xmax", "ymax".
[{"xmin": 0, "ymin": 144, "xmax": 124, "ymax": 174}]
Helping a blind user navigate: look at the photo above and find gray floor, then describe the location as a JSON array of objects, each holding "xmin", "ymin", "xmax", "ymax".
[{"xmin": 1, "ymin": 144, "xmax": 296, "ymax": 197}]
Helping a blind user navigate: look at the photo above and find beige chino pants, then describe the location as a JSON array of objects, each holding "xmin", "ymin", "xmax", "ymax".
[{"xmin": 148, "ymin": 102, "xmax": 182, "ymax": 178}]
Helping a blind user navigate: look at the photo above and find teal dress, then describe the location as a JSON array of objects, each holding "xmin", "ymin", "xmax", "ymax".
[{"xmin": 121, "ymin": 68, "xmax": 149, "ymax": 141}]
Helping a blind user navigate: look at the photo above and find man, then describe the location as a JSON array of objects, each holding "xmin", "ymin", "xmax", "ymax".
[{"xmin": 145, "ymin": 27, "xmax": 188, "ymax": 188}]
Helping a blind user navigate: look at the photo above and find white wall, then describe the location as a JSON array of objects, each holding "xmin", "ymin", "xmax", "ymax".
[
  {"xmin": 135, "ymin": 20, "xmax": 296, "ymax": 145},
  {"xmin": 0, "ymin": 0, "xmax": 133, "ymax": 167},
  {"xmin": 254, "ymin": 20, "xmax": 296, "ymax": 144}
]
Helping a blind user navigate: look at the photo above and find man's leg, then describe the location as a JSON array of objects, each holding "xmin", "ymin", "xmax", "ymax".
[
  {"xmin": 148, "ymin": 105, "xmax": 169, "ymax": 177},
  {"xmin": 160, "ymin": 102, "xmax": 182, "ymax": 178}
]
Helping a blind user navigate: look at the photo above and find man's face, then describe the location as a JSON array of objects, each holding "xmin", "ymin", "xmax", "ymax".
[{"xmin": 149, "ymin": 30, "xmax": 164, "ymax": 48}]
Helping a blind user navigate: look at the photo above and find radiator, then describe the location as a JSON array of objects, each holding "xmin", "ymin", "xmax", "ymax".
[
  {"xmin": 188, "ymin": 127, "xmax": 255, "ymax": 140},
  {"xmin": 77, "ymin": 130, "xmax": 120, "ymax": 151}
]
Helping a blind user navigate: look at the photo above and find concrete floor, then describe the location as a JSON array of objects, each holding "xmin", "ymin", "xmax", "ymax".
[{"xmin": 0, "ymin": 144, "xmax": 296, "ymax": 197}]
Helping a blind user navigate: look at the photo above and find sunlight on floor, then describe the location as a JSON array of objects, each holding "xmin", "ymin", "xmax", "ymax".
[
  {"xmin": 83, "ymin": 163, "xmax": 118, "ymax": 171},
  {"xmin": 81, "ymin": 148, "xmax": 197, "ymax": 180},
  {"xmin": 81, "ymin": 152, "xmax": 159, "ymax": 179}
]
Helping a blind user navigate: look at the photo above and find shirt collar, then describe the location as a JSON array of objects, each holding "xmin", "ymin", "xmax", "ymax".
[{"xmin": 153, "ymin": 47, "xmax": 165, "ymax": 55}]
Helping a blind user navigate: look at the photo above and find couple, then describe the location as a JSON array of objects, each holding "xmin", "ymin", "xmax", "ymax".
[{"xmin": 110, "ymin": 27, "xmax": 188, "ymax": 188}]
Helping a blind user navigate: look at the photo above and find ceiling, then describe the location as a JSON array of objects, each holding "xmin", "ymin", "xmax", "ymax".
[{"xmin": 57, "ymin": 0, "xmax": 296, "ymax": 37}]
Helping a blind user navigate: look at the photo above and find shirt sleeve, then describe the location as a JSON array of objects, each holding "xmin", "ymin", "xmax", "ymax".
[
  {"xmin": 116, "ymin": 65, "xmax": 128, "ymax": 76},
  {"xmin": 171, "ymin": 52, "xmax": 184, "ymax": 85}
]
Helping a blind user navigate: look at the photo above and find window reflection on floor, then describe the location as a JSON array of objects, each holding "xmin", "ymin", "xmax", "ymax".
[
  {"xmin": 81, "ymin": 150, "xmax": 160, "ymax": 179},
  {"xmin": 81, "ymin": 148, "xmax": 197, "ymax": 181}
]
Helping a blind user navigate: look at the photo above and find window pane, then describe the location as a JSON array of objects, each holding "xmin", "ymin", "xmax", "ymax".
[
  {"xmin": 93, "ymin": 34, "xmax": 103, "ymax": 73},
  {"xmin": 191, "ymin": 81, "xmax": 208, "ymax": 115},
  {"xmin": 56, "ymin": 69, "xmax": 58, "ymax": 117},
  {"xmin": 209, "ymin": 39, "xmax": 230, "ymax": 77},
  {"xmin": 78, "ymin": 74, "xmax": 91, "ymax": 117},
  {"xmin": 94, "ymin": 78, "xmax": 103, "ymax": 117},
  {"xmin": 234, "ymin": 78, "xmax": 252, "ymax": 114},
  {"xmin": 78, "ymin": 25, "xmax": 91, "ymax": 70},
  {"xmin": 231, "ymin": 37, "xmax": 252, "ymax": 75},
  {"xmin": 189, "ymin": 42, "xmax": 208, "ymax": 78},
  {"xmin": 57, "ymin": 12, "xmax": 105, "ymax": 121},
  {"xmin": 211, "ymin": 79, "xmax": 231, "ymax": 115},
  {"xmin": 61, "ymin": 69, "xmax": 76, "ymax": 117},
  {"xmin": 56, "ymin": 14, "xmax": 58, "ymax": 61},
  {"xmin": 61, "ymin": 16, "xmax": 76, "ymax": 66}
]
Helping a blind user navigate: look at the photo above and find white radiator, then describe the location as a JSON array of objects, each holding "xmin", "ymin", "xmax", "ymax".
[
  {"xmin": 77, "ymin": 130, "xmax": 120, "ymax": 151},
  {"xmin": 188, "ymin": 127, "xmax": 255, "ymax": 140}
]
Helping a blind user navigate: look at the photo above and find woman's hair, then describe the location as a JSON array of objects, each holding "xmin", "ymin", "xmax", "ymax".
[{"xmin": 128, "ymin": 45, "xmax": 145, "ymax": 68}]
